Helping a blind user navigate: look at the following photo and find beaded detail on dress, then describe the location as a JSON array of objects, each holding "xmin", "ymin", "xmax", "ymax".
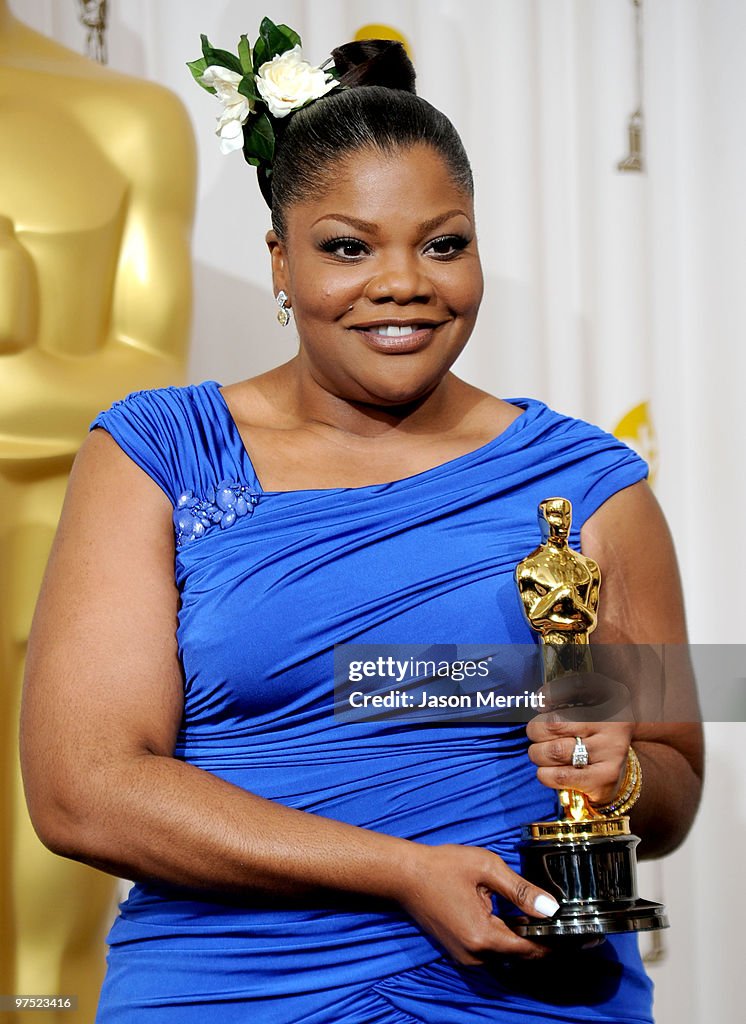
[{"xmin": 173, "ymin": 481, "xmax": 259, "ymax": 546}]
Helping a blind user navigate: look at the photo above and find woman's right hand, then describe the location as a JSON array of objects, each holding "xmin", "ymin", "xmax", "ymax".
[{"xmin": 395, "ymin": 843, "xmax": 557, "ymax": 964}]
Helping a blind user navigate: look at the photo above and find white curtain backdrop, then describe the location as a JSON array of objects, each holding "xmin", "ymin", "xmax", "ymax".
[{"xmin": 10, "ymin": 2, "xmax": 746, "ymax": 1021}]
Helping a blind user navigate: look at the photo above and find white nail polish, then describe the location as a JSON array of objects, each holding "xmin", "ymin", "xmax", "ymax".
[{"xmin": 534, "ymin": 894, "xmax": 560, "ymax": 917}]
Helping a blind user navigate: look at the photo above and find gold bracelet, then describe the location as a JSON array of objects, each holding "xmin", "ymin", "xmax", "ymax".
[{"xmin": 591, "ymin": 747, "xmax": 642, "ymax": 817}]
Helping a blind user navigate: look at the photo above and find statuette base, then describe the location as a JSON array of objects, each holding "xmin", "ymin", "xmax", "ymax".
[
  {"xmin": 513, "ymin": 826, "xmax": 669, "ymax": 936},
  {"xmin": 512, "ymin": 898, "xmax": 669, "ymax": 937}
]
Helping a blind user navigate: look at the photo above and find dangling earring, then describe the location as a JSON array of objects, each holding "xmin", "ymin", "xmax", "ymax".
[{"xmin": 276, "ymin": 290, "xmax": 291, "ymax": 327}]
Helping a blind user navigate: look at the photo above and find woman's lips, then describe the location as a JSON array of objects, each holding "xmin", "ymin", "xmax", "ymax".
[{"xmin": 352, "ymin": 324, "xmax": 441, "ymax": 353}]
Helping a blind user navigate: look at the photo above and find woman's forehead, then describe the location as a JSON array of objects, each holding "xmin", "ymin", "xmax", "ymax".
[{"xmin": 286, "ymin": 143, "xmax": 474, "ymax": 230}]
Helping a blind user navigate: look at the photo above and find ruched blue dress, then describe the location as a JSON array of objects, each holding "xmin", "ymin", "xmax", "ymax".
[{"xmin": 90, "ymin": 380, "xmax": 653, "ymax": 1024}]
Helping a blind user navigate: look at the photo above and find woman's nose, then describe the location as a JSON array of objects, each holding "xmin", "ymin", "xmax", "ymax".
[{"xmin": 364, "ymin": 252, "xmax": 434, "ymax": 304}]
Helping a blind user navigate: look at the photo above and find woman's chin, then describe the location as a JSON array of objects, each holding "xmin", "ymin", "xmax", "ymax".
[{"xmin": 352, "ymin": 375, "xmax": 446, "ymax": 409}]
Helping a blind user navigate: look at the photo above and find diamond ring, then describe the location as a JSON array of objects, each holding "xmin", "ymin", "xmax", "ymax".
[{"xmin": 571, "ymin": 736, "xmax": 589, "ymax": 768}]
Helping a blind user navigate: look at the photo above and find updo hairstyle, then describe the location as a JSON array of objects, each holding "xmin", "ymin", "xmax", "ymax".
[{"xmin": 262, "ymin": 39, "xmax": 474, "ymax": 241}]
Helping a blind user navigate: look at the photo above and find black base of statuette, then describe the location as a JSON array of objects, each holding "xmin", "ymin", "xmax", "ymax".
[
  {"xmin": 511, "ymin": 897, "xmax": 668, "ymax": 938},
  {"xmin": 510, "ymin": 819, "xmax": 669, "ymax": 938}
]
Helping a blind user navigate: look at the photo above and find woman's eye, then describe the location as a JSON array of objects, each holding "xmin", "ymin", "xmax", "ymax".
[
  {"xmin": 318, "ymin": 234, "xmax": 470, "ymax": 260},
  {"xmin": 319, "ymin": 237, "xmax": 368, "ymax": 259},
  {"xmin": 425, "ymin": 235, "xmax": 470, "ymax": 258}
]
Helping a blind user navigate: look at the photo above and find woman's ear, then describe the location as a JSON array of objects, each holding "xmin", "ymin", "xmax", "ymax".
[{"xmin": 266, "ymin": 230, "xmax": 289, "ymax": 302}]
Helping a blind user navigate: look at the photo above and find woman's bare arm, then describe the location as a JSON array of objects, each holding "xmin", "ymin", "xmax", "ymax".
[
  {"xmin": 582, "ymin": 481, "xmax": 704, "ymax": 856},
  {"xmin": 19, "ymin": 429, "xmax": 556, "ymax": 964}
]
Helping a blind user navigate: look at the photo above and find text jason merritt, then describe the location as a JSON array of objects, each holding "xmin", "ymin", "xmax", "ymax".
[{"xmin": 347, "ymin": 690, "xmax": 546, "ymax": 709}]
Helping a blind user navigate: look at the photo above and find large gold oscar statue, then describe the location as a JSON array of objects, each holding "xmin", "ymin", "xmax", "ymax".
[
  {"xmin": 515, "ymin": 497, "xmax": 601, "ymax": 821},
  {"xmin": 512, "ymin": 498, "xmax": 667, "ymax": 937},
  {"xmin": 0, "ymin": 4, "xmax": 195, "ymax": 1018}
]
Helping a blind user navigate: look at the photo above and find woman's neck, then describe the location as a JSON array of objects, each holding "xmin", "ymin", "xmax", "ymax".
[{"xmin": 269, "ymin": 359, "xmax": 474, "ymax": 444}]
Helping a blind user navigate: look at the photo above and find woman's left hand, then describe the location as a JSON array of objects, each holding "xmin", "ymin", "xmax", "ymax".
[
  {"xmin": 537, "ymin": 480, "xmax": 705, "ymax": 856},
  {"xmin": 526, "ymin": 698, "xmax": 633, "ymax": 807}
]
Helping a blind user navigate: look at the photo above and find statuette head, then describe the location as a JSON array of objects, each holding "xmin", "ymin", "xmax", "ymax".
[{"xmin": 538, "ymin": 497, "xmax": 572, "ymax": 543}]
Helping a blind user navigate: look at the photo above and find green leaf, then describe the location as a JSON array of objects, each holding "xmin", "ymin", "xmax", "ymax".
[
  {"xmin": 238, "ymin": 75, "xmax": 259, "ymax": 103},
  {"xmin": 253, "ymin": 18, "xmax": 301, "ymax": 71},
  {"xmin": 252, "ymin": 34, "xmax": 270, "ymax": 71},
  {"xmin": 243, "ymin": 112, "xmax": 275, "ymax": 164},
  {"xmin": 262, "ymin": 19, "xmax": 302, "ymax": 55},
  {"xmin": 238, "ymin": 34, "xmax": 252, "ymax": 74},
  {"xmin": 186, "ymin": 57, "xmax": 216, "ymax": 93},
  {"xmin": 205, "ymin": 47, "xmax": 243, "ymax": 75},
  {"xmin": 199, "ymin": 34, "xmax": 243, "ymax": 76}
]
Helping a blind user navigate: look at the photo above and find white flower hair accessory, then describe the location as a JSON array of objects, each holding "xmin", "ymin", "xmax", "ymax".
[
  {"xmin": 256, "ymin": 45, "xmax": 339, "ymax": 119},
  {"xmin": 188, "ymin": 18, "xmax": 340, "ymax": 167},
  {"xmin": 199, "ymin": 65, "xmax": 254, "ymax": 154}
]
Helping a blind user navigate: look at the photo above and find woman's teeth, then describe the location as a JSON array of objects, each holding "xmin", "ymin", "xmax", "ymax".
[{"xmin": 369, "ymin": 325, "xmax": 420, "ymax": 337}]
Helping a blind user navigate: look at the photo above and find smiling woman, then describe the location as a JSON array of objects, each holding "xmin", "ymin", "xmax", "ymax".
[
  {"xmin": 268, "ymin": 144, "xmax": 482, "ymax": 388},
  {"xmin": 227, "ymin": 141, "xmax": 496, "ymax": 491},
  {"xmin": 19, "ymin": 17, "xmax": 702, "ymax": 1024}
]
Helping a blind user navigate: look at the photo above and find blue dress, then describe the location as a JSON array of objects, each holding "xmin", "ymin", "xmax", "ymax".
[{"xmin": 90, "ymin": 380, "xmax": 653, "ymax": 1023}]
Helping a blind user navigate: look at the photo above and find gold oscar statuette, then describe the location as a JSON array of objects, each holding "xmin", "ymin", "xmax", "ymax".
[
  {"xmin": 1, "ymin": 2, "xmax": 195, "ymax": 1017},
  {"xmin": 512, "ymin": 497, "xmax": 668, "ymax": 936}
]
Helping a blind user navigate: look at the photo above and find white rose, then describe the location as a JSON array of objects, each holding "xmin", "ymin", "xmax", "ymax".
[
  {"xmin": 200, "ymin": 65, "xmax": 253, "ymax": 154},
  {"xmin": 256, "ymin": 45, "xmax": 338, "ymax": 119}
]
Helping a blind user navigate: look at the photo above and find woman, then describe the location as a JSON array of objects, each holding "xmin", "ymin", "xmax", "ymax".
[{"xmin": 20, "ymin": 27, "xmax": 702, "ymax": 1024}]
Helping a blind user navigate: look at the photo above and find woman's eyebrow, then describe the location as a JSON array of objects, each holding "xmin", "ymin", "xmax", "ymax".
[{"xmin": 310, "ymin": 209, "xmax": 469, "ymax": 233}]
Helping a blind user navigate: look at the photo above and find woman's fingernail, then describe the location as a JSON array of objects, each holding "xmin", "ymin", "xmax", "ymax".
[{"xmin": 534, "ymin": 894, "xmax": 560, "ymax": 917}]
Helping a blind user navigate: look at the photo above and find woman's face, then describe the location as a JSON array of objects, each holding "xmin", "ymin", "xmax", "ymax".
[{"xmin": 266, "ymin": 142, "xmax": 483, "ymax": 408}]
